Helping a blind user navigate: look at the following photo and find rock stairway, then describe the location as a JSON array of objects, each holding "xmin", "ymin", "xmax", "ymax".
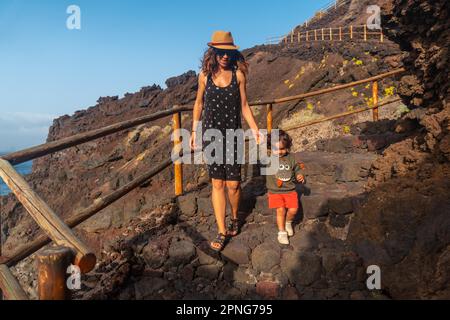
[{"xmin": 78, "ymin": 144, "xmax": 387, "ymax": 300}]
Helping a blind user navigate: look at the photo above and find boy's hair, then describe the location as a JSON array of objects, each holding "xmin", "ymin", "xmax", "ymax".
[{"xmin": 268, "ymin": 129, "xmax": 293, "ymax": 150}]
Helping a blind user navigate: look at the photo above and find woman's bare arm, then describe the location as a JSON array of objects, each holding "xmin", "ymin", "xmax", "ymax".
[
  {"xmin": 190, "ymin": 72, "xmax": 206, "ymax": 150},
  {"xmin": 192, "ymin": 72, "xmax": 206, "ymax": 132},
  {"xmin": 237, "ymin": 70, "xmax": 261, "ymax": 142}
]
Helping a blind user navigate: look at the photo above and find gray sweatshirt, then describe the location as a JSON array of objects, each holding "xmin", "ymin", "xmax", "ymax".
[{"xmin": 264, "ymin": 153, "xmax": 303, "ymax": 194}]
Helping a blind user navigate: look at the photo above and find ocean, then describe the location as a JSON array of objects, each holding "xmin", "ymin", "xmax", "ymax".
[{"xmin": 0, "ymin": 153, "xmax": 33, "ymax": 196}]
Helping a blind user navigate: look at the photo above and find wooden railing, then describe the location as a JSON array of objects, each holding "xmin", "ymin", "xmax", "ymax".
[
  {"xmin": 0, "ymin": 68, "xmax": 405, "ymax": 300},
  {"xmin": 266, "ymin": 24, "xmax": 384, "ymax": 45}
]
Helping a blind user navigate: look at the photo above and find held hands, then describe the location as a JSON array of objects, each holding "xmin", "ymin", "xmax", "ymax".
[
  {"xmin": 190, "ymin": 131, "xmax": 198, "ymax": 151},
  {"xmin": 296, "ymin": 174, "xmax": 305, "ymax": 184},
  {"xmin": 191, "ymin": 128, "xmax": 264, "ymax": 150},
  {"xmin": 252, "ymin": 128, "xmax": 264, "ymax": 145}
]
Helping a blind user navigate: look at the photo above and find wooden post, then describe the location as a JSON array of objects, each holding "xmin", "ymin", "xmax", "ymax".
[
  {"xmin": 380, "ymin": 28, "xmax": 384, "ymax": 42},
  {"xmin": 372, "ymin": 81, "xmax": 379, "ymax": 121},
  {"xmin": 339, "ymin": 27, "xmax": 342, "ymax": 41},
  {"xmin": 314, "ymin": 29, "xmax": 317, "ymax": 41},
  {"xmin": 364, "ymin": 24, "xmax": 367, "ymax": 41},
  {"xmin": 330, "ymin": 28, "xmax": 333, "ymax": 41},
  {"xmin": 0, "ymin": 159, "xmax": 96, "ymax": 273},
  {"xmin": 306, "ymin": 31, "xmax": 309, "ymax": 41},
  {"xmin": 291, "ymin": 31, "xmax": 294, "ymax": 43},
  {"xmin": 298, "ymin": 32, "xmax": 300, "ymax": 43},
  {"xmin": 0, "ymin": 265, "xmax": 28, "ymax": 300},
  {"xmin": 173, "ymin": 112, "xmax": 183, "ymax": 196},
  {"xmin": 267, "ymin": 104, "xmax": 273, "ymax": 135},
  {"xmin": 350, "ymin": 25, "xmax": 353, "ymax": 39},
  {"xmin": 321, "ymin": 28, "xmax": 324, "ymax": 41},
  {"xmin": 37, "ymin": 247, "xmax": 73, "ymax": 300}
]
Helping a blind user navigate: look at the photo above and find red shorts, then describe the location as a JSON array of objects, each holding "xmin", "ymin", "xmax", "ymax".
[{"xmin": 268, "ymin": 191, "xmax": 299, "ymax": 209}]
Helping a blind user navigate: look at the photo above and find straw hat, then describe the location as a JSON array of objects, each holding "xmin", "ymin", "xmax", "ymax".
[{"xmin": 207, "ymin": 31, "xmax": 239, "ymax": 50}]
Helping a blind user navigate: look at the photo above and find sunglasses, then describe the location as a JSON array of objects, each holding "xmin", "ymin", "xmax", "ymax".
[{"xmin": 214, "ymin": 49, "xmax": 236, "ymax": 57}]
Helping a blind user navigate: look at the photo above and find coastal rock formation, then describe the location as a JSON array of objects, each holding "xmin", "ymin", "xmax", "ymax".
[
  {"xmin": 346, "ymin": 0, "xmax": 450, "ymax": 299},
  {"xmin": 1, "ymin": 0, "xmax": 448, "ymax": 300}
]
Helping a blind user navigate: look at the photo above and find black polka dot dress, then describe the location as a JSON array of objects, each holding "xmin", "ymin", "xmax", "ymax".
[{"xmin": 202, "ymin": 69, "xmax": 243, "ymax": 182}]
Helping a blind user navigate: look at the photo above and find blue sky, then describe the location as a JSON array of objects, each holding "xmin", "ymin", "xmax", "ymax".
[{"xmin": 0, "ymin": 0, "xmax": 330, "ymax": 151}]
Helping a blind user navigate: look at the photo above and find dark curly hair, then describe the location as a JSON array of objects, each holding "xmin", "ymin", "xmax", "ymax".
[
  {"xmin": 200, "ymin": 47, "xmax": 249, "ymax": 77},
  {"xmin": 267, "ymin": 129, "xmax": 293, "ymax": 150}
]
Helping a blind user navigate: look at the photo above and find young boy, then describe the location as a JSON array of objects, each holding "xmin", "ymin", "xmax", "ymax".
[{"xmin": 265, "ymin": 130, "xmax": 305, "ymax": 245}]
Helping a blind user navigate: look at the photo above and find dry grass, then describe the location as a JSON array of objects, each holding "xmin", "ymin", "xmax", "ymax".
[{"xmin": 280, "ymin": 108, "xmax": 323, "ymax": 129}]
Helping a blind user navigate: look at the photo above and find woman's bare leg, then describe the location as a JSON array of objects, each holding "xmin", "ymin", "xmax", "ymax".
[
  {"xmin": 226, "ymin": 180, "xmax": 241, "ymax": 220},
  {"xmin": 211, "ymin": 178, "xmax": 227, "ymax": 235},
  {"xmin": 276, "ymin": 207, "xmax": 287, "ymax": 231}
]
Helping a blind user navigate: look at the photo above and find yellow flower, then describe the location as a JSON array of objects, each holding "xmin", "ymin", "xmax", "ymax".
[
  {"xmin": 365, "ymin": 83, "xmax": 371, "ymax": 89},
  {"xmin": 306, "ymin": 102, "xmax": 314, "ymax": 111},
  {"xmin": 384, "ymin": 86, "xmax": 395, "ymax": 96},
  {"xmin": 352, "ymin": 91, "xmax": 358, "ymax": 97},
  {"xmin": 348, "ymin": 105, "xmax": 354, "ymax": 111},
  {"xmin": 284, "ymin": 79, "xmax": 290, "ymax": 84},
  {"xmin": 343, "ymin": 126, "xmax": 351, "ymax": 134},
  {"xmin": 289, "ymin": 84, "xmax": 295, "ymax": 89}
]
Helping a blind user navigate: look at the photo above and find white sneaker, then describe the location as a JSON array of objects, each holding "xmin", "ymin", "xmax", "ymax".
[
  {"xmin": 278, "ymin": 231, "xmax": 289, "ymax": 245},
  {"xmin": 285, "ymin": 221, "xmax": 294, "ymax": 237}
]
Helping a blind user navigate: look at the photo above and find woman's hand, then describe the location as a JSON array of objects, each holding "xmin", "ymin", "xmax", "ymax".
[
  {"xmin": 252, "ymin": 128, "xmax": 264, "ymax": 145},
  {"xmin": 190, "ymin": 131, "xmax": 198, "ymax": 151}
]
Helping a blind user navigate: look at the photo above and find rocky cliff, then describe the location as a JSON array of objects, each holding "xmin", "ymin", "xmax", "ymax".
[
  {"xmin": 346, "ymin": 0, "xmax": 449, "ymax": 299},
  {"xmin": 1, "ymin": 0, "xmax": 448, "ymax": 300}
]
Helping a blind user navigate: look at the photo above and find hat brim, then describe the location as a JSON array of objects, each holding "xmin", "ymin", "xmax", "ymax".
[{"xmin": 208, "ymin": 43, "xmax": 239, "ymax": 50}]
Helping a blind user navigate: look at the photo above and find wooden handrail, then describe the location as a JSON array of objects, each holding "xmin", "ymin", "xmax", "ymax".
[
  {"xmin": 2, "ymin": 105, "xmax": 193, "ymax": 166},
  {"xmin": 1, "ymin": 69, "xmax": 404, "ymax": 166},
  {"xmin": 249, "ymin": 68, "xmax": 405, "ymax": 106},
  {"xmin": 1, "ymin": 152, "xmax": 191, "ymax": 268},
  {"xmin": 267, "ymin": 24, "xmax": 383, "ymax": 44},
  {"xmin": 0, "ymin": 159, "xmax": 96, "ymax": 273},
  {"xmin": 0, "ymin": 69, "xmax": 405, "ymax": 273},
  {"xmin": 0, "ymin": 265, "xmax": 29, "ymax": 300},
  {"xmin": 281, "ymin": 98, "xmax": 402, "ymax": 132}
]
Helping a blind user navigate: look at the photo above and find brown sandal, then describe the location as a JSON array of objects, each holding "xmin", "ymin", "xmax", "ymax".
[
  {"xmin": 210, "ymin": 233, "xmax": 227, "ymax": 252},
  {"xmin": 227, "ymin": 218, "xmax": 240, "ymax": 237}
]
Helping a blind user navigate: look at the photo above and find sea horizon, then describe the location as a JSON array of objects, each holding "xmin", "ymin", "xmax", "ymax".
[{"xmin": 0, "ymin": 152, "xmax": 33, "ymax": 196}]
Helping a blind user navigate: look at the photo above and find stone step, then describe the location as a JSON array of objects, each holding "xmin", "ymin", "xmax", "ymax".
[
  {"xmin": 179, "ymin": 151, "xmax": 375, "ymax": 222},
  {"xmin": 294, "ymin": 151, "xmax": 378, "ymax": 184},
  {"xmin": 315, "ymin": 133, "xmax": 406, "ymax": 154}
]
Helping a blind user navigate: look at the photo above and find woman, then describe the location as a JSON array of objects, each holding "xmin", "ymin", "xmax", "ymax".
[{"xmin": 190, "ymin": 31, "xmax": 261, "ymax": 251}]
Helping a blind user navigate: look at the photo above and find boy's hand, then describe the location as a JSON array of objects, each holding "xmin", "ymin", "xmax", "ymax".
[{"xmin": 296, "ymin": 174, "xmax": 305, "ymax": 184}]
